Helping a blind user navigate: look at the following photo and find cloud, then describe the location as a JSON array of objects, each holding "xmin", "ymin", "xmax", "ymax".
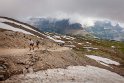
[
  {"xmin": 0, "ymin": 0, "xmax": 124, "ymax": 23},
  {"xmin": 51, "ymin": 12, "xmax": 96, "ymax": 27}
]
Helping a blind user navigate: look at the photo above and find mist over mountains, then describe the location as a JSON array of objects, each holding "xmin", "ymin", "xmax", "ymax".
[
  {"xmin": 23, "ymin": 17, "xmax": 124, "ymax": 41},
  {"xmin": 85, "ymin": 21, "xmax": 124, "ymax": 41},
  {"xmin": 25, "ymin": 18, "xmax": 85, "ymax": 34}
]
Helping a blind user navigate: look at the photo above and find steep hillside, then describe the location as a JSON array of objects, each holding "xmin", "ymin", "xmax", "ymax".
[{"xmin": 0, "ymin": 16, "xmax": 46, "ymax": 38}]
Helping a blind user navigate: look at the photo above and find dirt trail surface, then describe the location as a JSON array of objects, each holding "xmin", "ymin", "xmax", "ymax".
[
  {"xmin": 0, "ymin": 47, "xmax": 70, "ymax": 56},
  {"xmin": 3, "ymin": 66, "xmax": 124, "ymax": 83},
  {"xmin": 0, "ymin": 48, "xmax": 28, "ymax": 56}
]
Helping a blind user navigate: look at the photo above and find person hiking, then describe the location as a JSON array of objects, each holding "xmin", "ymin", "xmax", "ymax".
[
  {"xmin": 36, "ymin": 40, "xmax": 40, "ymax": 49},
  {"xmin": 28, "ymin": 39, "xmax": 34, "ymax": 51}
]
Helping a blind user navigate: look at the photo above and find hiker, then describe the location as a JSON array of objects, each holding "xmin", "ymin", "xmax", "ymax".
[
  {"xmin": 28, "ymin": 39, "xmax": 34, "ymax": 51},
  {"xmin": 36, "ymin": 40, "xmax": 40, "ymax": 49}
]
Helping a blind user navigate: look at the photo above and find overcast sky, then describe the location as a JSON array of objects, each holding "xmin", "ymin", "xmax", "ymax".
[{"xmin": 0, "ymin": 0, "xmax": 124, "ymax": 23}]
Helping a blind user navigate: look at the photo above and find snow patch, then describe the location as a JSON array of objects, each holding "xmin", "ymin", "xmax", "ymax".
[
  {"xmin": 0, "ymin": 18, "xmax": 46, "ymax": 37},
  {"xmin": 86, "ymin": 55, "xmax": 120, "ymax": 66},
  {"xmin": 78, "ymin": 43, "xmax": 83, "ymax": 45},
  {"xmin": 0, "ymin": 22, "xmax": 32, "ymax": 34},
  {"xmin": 62, "ymin": 35, "xmax": 75, "ymax": 40},
  {"xmin": 47, "ymin": 36, "xmax": 65, "ymax": 43},
  {"xmin": 8, "ymin": 66, "xmax": 124, "ymax": 83},
  {"xmin": 86, "ymin": 41, "xmax": 92, "ymax": 45},
  {"xmin": 53, "ymin": 35, "xmax": 61, "ymax": 39},
  {"xmin": 83, "ymin": 47, "xmax": 98, "ymax": 50},
  {"xmin": 0, "ymin": 18, "xmax": 36, "ymax": 31}
]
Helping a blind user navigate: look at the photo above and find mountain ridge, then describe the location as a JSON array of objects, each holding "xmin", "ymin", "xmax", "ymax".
[{"xmin": 23, "ymin": 17, "xmax": 124, "ymax": 41}]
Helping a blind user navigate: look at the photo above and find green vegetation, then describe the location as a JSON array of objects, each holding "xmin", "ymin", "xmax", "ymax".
[{"xmin": 73, "ymin": 35, "xmax": 124, "ymax": 64}]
